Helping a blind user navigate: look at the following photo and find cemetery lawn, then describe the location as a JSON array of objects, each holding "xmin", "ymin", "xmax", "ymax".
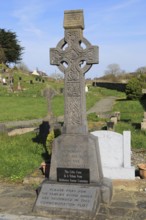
[
  {"xmin": 113, "ymin": 98, "xmax": 146, "ymax": 149},
  {"xmin": 0, "ymin": 96, "xmax": 48, "ymax": 122},
  {"xmin": 0, "ymin": 132, "xmax": 44, "ymax": 182}
]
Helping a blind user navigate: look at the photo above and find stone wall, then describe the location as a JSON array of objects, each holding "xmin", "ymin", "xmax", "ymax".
[{"xmin": 92, "ymin": 82, "xmax": 127, "ymax": 92}]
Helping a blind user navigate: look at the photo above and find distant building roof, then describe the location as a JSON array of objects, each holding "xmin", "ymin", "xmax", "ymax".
[{"xmin": 32, "ymin": 70, "xmax": 40, "ymax": 76}]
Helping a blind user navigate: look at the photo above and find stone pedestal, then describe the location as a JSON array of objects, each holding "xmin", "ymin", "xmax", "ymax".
[
  {"xmin": 34, "ymin": 133, "xmax": 112, "ymax": 218},
  {"xmin": 49, "ymin": 134, "xmax": 103, "ymax": 183}
]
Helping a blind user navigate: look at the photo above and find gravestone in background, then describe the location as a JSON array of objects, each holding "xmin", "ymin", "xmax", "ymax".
[{"xmin": 34, "ymin": 10, "xmax": 112, "ymax": 219}]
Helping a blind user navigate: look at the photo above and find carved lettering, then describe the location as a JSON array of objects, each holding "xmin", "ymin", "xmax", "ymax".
[{"xmin": 36, "ymin": 184, "xmax": 98, "ymax": 211}]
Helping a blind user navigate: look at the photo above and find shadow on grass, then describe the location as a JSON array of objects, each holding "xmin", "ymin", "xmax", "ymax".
[
  {"xmin": 33, "ymin": 121, "xmax": 50, "ymax": 162},
  {"xmin": 33, "ymin": 121, "xmax": 62, "ymax": 178},
  {"xmin": 140, "ymin": 96, "xmax": 146, "ymax": 111},
  {"xmin": 132, "ymin": 123, "xmax": 141, "ymax": 130},
  {"xmin": 120, "ymin": 119, "xmax": 131, "ymax": 123},
  {"xmin": 115, "ymin": 98, "xmax": 127, "ymax": 102}
]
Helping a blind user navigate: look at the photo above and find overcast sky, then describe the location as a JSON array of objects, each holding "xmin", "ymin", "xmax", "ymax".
[{"xmin": 1, "ymin": 0, "xmax": 146, "ymax": 78}]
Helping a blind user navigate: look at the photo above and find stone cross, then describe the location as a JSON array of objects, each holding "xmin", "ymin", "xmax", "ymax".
[{"xmin": 50, "ymin": 10, "xmax": 99, "ymax": 134}]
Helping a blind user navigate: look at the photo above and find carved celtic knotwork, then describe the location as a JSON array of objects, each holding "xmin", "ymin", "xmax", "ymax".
[
  {"xmin": 66, "ymin": 82, "xmax": 80, "ymax": 97},
  {"xmin": 50, "ymin": 10, "xmax": 99, "ymax": 133},
  {"xmin": 50, "ymin": 49, "xmax": 62, "ymax": 66},
  {"xmin": 67, "ymin": 97, "xmax": 81, "ymax": 125},
  {"xmin": 67, "ymin": 66, "xmax": 79, "ymax": 81},
  {"xmin": 65, "ymin": 30, "xmax": 81, "ymax": 46}
]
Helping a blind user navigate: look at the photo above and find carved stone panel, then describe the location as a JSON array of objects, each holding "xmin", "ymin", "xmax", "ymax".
[
  {"xmin": 66, "ymin": 97, "xmax": 81, "ymax": 125},
  {"xmin": 66, "ymin": 82, "xmax": 80, "ymax": 97}
]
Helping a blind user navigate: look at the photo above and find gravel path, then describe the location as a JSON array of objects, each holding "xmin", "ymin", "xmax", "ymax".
[{"xmin": 87, "ymin": 96, "xmax": 117, "ymax": 117}]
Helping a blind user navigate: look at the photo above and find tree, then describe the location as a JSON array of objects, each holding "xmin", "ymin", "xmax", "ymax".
[
  {"xmin": 104, "ymin": 63, "xmax": 125, "ymax": 76},
  {"xmin": 125, "ymin": 78, "xmax": 142, "ymax": 100},
  {"xmin": 16, "ymin": 62, "xmax": 30, "ymax": 72},
  {"xmin": 136, "ymin": 66, "xmax": 146, "ymax": 74},
  {"xmin": 0, "ymin": 29, "xmax": 24, "ymax": 65},
  {"xmin": 50, "ymin": 71, "xmax": 64, "ymax": 80},
  {"xmin": 0, "ymin": 45, "xmax": 6, "ymax": 63}
]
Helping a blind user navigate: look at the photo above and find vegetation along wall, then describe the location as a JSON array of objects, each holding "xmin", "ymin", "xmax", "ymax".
[{"xmin": 92, "ymin": 82, "xmax": 127, "ymax": 92}]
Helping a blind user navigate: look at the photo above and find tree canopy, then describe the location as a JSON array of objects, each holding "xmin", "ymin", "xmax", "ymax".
[
  {"xmin": 104, "ymin": 63, "xmax": 125, "ymax": 76},
  {"xmin": 0, "ymin": 29, "xmax": 24, "ymax": 65},
  {"xmin": 125, "ymin": 78, "xmax": 142, "ymax": 100}
]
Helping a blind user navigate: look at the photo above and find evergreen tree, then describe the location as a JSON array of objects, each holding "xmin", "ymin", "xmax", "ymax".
[
  {"xmin": 0, "ymin": 45, "xmax": 6, "ymax": 63},
  {"xmin": 0, "ymin": 29, "xmax": 24, "ymax": 65}
]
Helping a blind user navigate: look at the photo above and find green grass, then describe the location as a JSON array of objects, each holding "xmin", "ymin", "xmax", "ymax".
[
  {"xmin": 51, "ymin": 86, "xmax": 123, "ymax": 117},
  {"xmin": 0, "ymin": 96, "xmax": 48, "ymax": 122},
  {"xmin": 113, "ymin": 99, "xmax": 144, "ymax": 123},
  {"xmin": 0, "ymin": 132, "xmax": 44, "ymax": 181},
  {"xmin": 113, "ymin": 98, "xmax": 146, "ymax": 149},
  {"xmin": 51, "ymin": 94, "xmax": 64, "ymax": 117}
]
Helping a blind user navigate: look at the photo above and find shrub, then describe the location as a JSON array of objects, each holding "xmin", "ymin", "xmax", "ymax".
[
  {"xmin": 46, "ymin": 130, "xmax": 54, "ymax": 155},
  {"xmin": 125, "ymin": 78, "xmax": 142, "ymax": 100}
]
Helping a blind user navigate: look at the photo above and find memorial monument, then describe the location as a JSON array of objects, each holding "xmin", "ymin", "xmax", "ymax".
[{"xmin": 34, "ymin": 10, "xmax": 112, "ymax": 219}]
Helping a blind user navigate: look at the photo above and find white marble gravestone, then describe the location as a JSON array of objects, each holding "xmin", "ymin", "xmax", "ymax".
[{"xmin": 91, "ymin": 130, "xmax": 135, "ymax": 179}]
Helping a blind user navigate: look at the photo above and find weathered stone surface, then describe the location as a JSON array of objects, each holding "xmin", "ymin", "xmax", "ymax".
[
  {"xmin": 0, "ymin": 181, "xmax": 146, "ymax": 219},
  {"xmin": 64, "ymin": 10, "xmax": 84, "ymax": 29},
  {"xmin": 34, "ymin": 182, "xmax": 101, "ymax": 214},
  {"xmin": 49, "ymin": 134, "xmax": 103, "ymax": 183},
  {"xmin": 50, "ymin": 10, "xmax": 98, "ymax": 135}
]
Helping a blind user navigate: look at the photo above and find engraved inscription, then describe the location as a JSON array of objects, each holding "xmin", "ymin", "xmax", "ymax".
[
  {"xmin": 36, "ymin": 184, "xmax": 99, "ymax": 211},
  {"xmin": 57, "ymin": 168, "xmax": 90, "ymax": 183},
  {"xmin": 58, "ymin": 147, "xmax": 87, "ymax": 167}
]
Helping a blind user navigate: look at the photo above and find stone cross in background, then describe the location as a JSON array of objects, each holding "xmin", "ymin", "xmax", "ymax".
[{"xmin": 50, "ymin": 10, "xmax": 98, "ymax": 134}]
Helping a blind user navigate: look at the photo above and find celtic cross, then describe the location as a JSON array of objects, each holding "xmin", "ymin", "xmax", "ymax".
[{"xmin": 50, "ymin": 10, "xmax": 99, "ymax": 134}]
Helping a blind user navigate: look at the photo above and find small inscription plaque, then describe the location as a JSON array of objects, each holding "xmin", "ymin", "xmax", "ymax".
[
  {"xmin": 57, "ymin": 168, "xmax": 90, "ymax": 183},
  {"xmin": 35, "ymin": 183, "xmax": 99, "ymax": 211}
]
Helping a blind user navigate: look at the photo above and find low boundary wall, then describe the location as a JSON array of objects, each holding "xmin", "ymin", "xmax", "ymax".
[{"xmin": 92, "ymin": 82, "xmax": 127, "ymax": 92}]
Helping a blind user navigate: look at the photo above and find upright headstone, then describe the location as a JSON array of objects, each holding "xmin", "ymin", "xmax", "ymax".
[
  {"xmin": 91, "ymin": 130, "xmax": 135, "ymax": 179},
  {"xmin": 34, "ymin": 10, "xmax": 112, "ymax": 219}
]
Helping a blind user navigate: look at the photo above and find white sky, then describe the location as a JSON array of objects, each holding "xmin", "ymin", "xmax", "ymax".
[{"xmin": 1, "ymin": 0, "xmax": 146, "ymax": 78}]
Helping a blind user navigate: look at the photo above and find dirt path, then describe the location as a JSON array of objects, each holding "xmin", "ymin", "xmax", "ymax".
[{"xmin": 87, "ymin": 96, "xmax": 117, "ymax": 117}]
